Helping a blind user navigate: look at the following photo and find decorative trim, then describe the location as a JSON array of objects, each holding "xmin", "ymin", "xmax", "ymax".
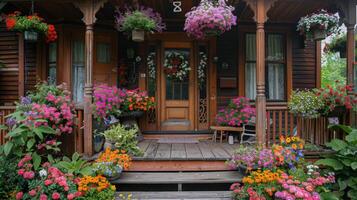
[
  {"xmin": 73, "ymin": 0, "xmax": 108, "ymax": 25},
  {"xmin": 243, "ymin": 0, "xmax": 279, "ymax": 22}
]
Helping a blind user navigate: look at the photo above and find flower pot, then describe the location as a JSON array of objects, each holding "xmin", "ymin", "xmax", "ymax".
[
  {"xmin": 118, "ymin": 111, "xmax": 144, "ymax": 142},
  {"xmin": 104, "ymin": 140, "xmax": 116, "ymax": 150},
  {"xmin": 313, "ymin": 29, "xmax": 327, "ymax": 41},
  {"xmin": 238, "ymin": 165, "xmax": 258, "ymax": 176},
  {"xmin": 132, "ymin": 30, "xmax": 145, "ymax": 42},
  {"xmin": 106, "ymin": 173, "xmax": 121, "ymax": 181},
  {"xmin": 93, "ymin": 134, "xmax": 105, "ymax": 153},
  {"xmin": 24, "ymin": 31, "xmax": 38, "ymax": 41},
  {"xmin": 204, "ymin": 29, "xmax": 222, "ymax": 37}
]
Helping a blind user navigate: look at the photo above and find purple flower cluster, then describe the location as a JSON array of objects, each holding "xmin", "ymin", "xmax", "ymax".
[
  {"xmin": 184, "ymin": 0, "xmax": 237, "ymax": 39},
  {"xmin": 115, "ymin": 5, "xmax": 166, "ymax": 32},
  {"xmin": 215, "ymin": 97, "xmax": 255, "ymax": 127},
  {"xmin": 93, "ymin": 84, "xmax": 126, "ymax": 120}
]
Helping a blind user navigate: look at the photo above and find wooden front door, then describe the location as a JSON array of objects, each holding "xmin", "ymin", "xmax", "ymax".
[{"xmin": 160, "ymin": 42, "xmax": 195, "ymax": 131}]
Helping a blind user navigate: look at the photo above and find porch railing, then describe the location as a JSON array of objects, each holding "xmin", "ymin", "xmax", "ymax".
[
  {"xmin": 266, "ymin": 104, "xmax": 348, "ymax": 147},
  {"xmin": 0, "ymin": 106, "xmax": 85, "ymax": 154}
]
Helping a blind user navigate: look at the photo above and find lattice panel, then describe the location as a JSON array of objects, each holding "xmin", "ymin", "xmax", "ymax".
[
  {"xmin": 148, "ymin": 108, "xmax": 156, "ymax": 124},
  {"xmin": 199, "ymin": 98, "xmax": 208, "ymax": 124}
]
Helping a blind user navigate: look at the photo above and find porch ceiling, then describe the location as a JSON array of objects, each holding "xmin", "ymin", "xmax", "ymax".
[{"xmin": 1, "ymin": 0, "xmax": 347, "ymax": 26}]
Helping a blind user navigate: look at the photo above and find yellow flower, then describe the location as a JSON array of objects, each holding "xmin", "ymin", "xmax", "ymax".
[
  {"xmin": 291, "ymin": 144, "xmax": 297, "ymax": 150},
  {"xmin": 286, "ymin": 137, "xmax": 291, "ymax": 144}
]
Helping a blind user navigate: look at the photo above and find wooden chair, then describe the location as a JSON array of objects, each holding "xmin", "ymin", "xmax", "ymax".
[{"xmin": 210, "ymin": 126, "xmax": 243, "ymax": 143}]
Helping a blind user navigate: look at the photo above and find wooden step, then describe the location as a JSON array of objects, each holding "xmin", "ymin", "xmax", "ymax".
[
  {"xmin": 116, "ymin": 191, "xmax": 232, "ymax": 200},
  {"xmin": 112, "ymin": 171, "xmax": 242, "ymax": 185}
]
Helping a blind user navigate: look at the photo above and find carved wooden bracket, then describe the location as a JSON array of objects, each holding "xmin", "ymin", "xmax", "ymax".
[
  {"xmin": 73, "ymin": 0, "xmax": 108, "ymax": 26},
  {"xmin": 243, "ymin": 0, "xmax": 278, "ymax": 22}
]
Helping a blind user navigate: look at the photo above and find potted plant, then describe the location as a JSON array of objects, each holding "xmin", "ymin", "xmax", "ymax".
[
  {"xmin": 184, "ymin": 0, "xmax": 237, "ymax": 39},
  {"xmin": 314, "ymin": 81, "xmax": 356, "ymax": 117},
  {"xmin": 297, "ymin": 9, "xmax": 340, "ymax": 41},
  {"xmin": 115, "ymin": 6, "xmax": 165, "ymax": 42},
  {"xmin": 215, "ymin": 97, "xmax": 255, "ymax": 127},
  {"xmin": 325, "ymin": 33, "xmax": 357, "ymax": 58},
  {"xmin": 288, "ymin": 89, "xmax": 324, "ymax": 118},
  {"xmin": 5, "ymin": 11, "xmax": 57, "ymax": 42},
  {"xmin": 101, "ymin": 123, "xmax": 143, "ymax": 156}
]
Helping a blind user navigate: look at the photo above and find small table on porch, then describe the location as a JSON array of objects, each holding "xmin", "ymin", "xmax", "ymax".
[{"xmin": 210, "ymin": 126, "xmax": 243, "ymax": 143}]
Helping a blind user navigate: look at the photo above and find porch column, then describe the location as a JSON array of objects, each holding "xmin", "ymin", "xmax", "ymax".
[
  {"xmin": 74, "ymin": 0, "xmax": 107, "ymax": 156},
  {"xmin": 255, "ymin": 0, "xmax": 267, "ymax": 146},
  {"xmin": 346, "ymin": 24, "xmax": 356, "ymax": 85}
]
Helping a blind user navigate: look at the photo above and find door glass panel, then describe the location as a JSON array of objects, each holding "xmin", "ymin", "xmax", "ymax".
[{"xmin": 164, "ymin": 49, "xmax": 190, "ymax": 100}]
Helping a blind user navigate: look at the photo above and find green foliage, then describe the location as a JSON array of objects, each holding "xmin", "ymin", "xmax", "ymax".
[
  {"xmin": 327, "ymin": 33, "xmax": 357, "ymax": 58},
  {"xmin": 7, "ymin": 12, "xmax": 48, "ymax": 33},
  {"xmin": 121, "ymin": 11, "xmax": 156, "ymax": 32},
  {"xmin": 0, "ymin": 156, "xmax": 21, "ymax": 199},
  {"xmin": 321, "ymin": 52, "xmax": 346, "ymax": 88},
  {"xmin": 288, "ymin": 90, "xmax": 324, "ymax": 118},
  {"xmin": 102, "ymin": 123, "xmax": 143, "ymax": 156},
  {"xmin": 315, "ymin": 125, "xmax": 357, "ymax": 200},
  {"xmin": 28, "ymin": 82, "xmax": 69, "ymax": 104},
  {"xmin": 54, "ymin": 152, "xmax": 93, "ymax": 176},
  {"xmin": 82, "ymin": 188, "xmax": 115, "ymax": 200}
]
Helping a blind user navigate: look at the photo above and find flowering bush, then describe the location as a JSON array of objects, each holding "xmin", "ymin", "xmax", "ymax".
[
  {"xmin": 15, "ymin": 156, "xmax": 81, "ymax": 200},
  {"xmin": 288, "ymin": 90, "xmax": 324, "ymax": 118},
  {"xmin": 115, "ymin": 6, "xmax": 165, "ymax": 33},
  {"xmin": 297, "ymin": 9, "xmax": 339, "ymax": 40},
  {"xmin": 314, "ymin": 82, "xmax": 356, "ymax": 116},
  {"xmin": 77, "ymin": 175, "xmax": 116, "ymax": 200},
  {"xmin": 121, "ymin": 89, "xmax": 155, "ymax": 114},
  {"xmin": 96, "ymin": 148, "xmax": 132, "ymax": 170},
  {"xmin": 93, "ymin": 84, "xmax": 125, "ymax": 120},
  {"xmin": 93, "ymin": 85, "xmax": 155, "ymax": 121},
  {"xmin": 215, "ymin": 97, "xmax": 255, "ymax": 127},
  {"xmin": 5, "ymin": 11, "xmax": 57, "ymax": 42},
  {"xmin": 163, "ymin": 51, "xmax": 191, "ymax": 81},
  {"xmin": 184, "ymin": 0, "xmax": 237, "ymax": 39},
  {"xmin": 1, "ymin": 83, "xmax": 76, "ymax": 167}
]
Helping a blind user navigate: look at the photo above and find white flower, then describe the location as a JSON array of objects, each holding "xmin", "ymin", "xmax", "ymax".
[{"xmin": 39, "ymin": 169, "xmax": 47, "ymax": 177}]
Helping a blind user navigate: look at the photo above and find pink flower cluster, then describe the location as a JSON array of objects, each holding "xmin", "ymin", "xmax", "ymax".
[
  {"xmin": 25, "ymin": 93, "xmax": 75, "ymax": 135},
  {"xmin": 216, "ymin": 97, "xmax": 255, "ymax": 127},
  {"xmin": 16, "ymin": 158, "xmax": 82, "ymax": 200},
  {"xmin": 93, "ymin": 84, "xmax": 126, "ymax": 119},
  {"xmin": 17, "ymin": 154, "xmax": 35, "ymax": 180},
  {"xmin": 184, "ymin": 0, "xmax": 237, "ymax": 39},
  {"xmin": 275, "ymin": 172, "xmax": 335, "ymax": 200}
]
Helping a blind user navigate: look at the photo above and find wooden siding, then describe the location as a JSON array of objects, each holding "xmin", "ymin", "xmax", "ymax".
[
  {"xmin": 292, "ymin": 34, "xmax": 317, "ymax": 89},
  {"xmin": 0, "ymin": 23, "xmax": 19, "ymax": 105},
  {"xmin": 24, "ymin": 41, "xmax": 37, "ymax": 93}
]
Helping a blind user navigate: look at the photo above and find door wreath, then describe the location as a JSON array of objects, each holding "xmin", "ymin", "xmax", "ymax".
[{"xmin": 163, "ymin": 51, "xmax": 190, "ymax": 81}]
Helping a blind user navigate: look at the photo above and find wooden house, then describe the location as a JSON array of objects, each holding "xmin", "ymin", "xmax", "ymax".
[{"xmin": 0, "ymin": 0, "xmax": 356, "ymax": 160}]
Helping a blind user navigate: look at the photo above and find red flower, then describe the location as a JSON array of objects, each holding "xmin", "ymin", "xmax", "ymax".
[{"xmin": 6, "ymin": 18, "xmax": 17, "ymax": 30}]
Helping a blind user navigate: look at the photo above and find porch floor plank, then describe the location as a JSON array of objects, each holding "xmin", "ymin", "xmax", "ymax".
[
  {"xmin": 144, "ymin": 142, "xmax": 159, "ymax": 159},
  {"xmin": 197, "ymin": 142, "xmax": 216, "ymax": 159},
  {"xmin": 138, "ymin": 139, "xmax": 152, "ymax": 153},
  {"xmin": 208, "ymin": 142, "xmax": 231, "ymax": 159},
  {"xmin": 155, "ymin": 144, "xmax": 172, "ymax": 159},
  {"xmin": 171, "ymin": 143, "xmax": 187, "ymax": 159},
  {"xmin": 185, "ymin": 143, "xmax": 203, "ymax": 159},
  {"xmin": 116, "ymin": 191, "xmax": 232, "ymax": 200}
]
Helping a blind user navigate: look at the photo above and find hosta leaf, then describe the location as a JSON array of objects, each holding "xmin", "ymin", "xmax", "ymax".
[
  {"xmin": 351, "ymin": 162, "xmax": 357, "ymax": 170},
  {"xmin": 346, "ymin": 131, "xmax": 357, "ymax": 143},
  {"xmin": 338, "ymin": 178, "xmax": 347, "ymax": 191},
  {"xmin": 3, "ymin": 142, "xmax": 13, "ymax": 156},
  {"xmin": 327, "ymin": 139, "xmax": 348, "ymax": 151},
  {"xmin": 315, "ymin": 158, "xmax": 344, "ymax": 170},
  {"xmin": 320, "ymin": 192, "xmax": 340, "ymax": 200}
]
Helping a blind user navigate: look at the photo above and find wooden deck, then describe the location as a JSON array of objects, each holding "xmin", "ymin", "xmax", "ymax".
[
  {"xmin": 116, "ymin": 191, "xmax": 232, "ymax": 200},
  {"xmin": 135, "ymin": 140, "xmax": 240, "ymax": 161}
]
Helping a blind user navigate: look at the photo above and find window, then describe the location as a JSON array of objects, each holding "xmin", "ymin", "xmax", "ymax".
[
  {"xmin": 96, "ymin": 43, "xmax": 111, "ymax": 64},
  {"xmin": 244, "ymin": 33, "xmax": 286, "ymax": 101},
  {"xmin": 72, "ymin": 40, "xmax": 85, "ymax": 103},
  {"xmin": 48, "ymin": 43, "xmax": 57, "ymax": 85}
]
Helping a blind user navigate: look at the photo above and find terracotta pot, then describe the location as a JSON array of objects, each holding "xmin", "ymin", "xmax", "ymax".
[
  {"xmin": 313, "ymin": 29, "xmax": 327, "ymax": 41},
  {"xmin": 24, "ymin": 31, "xmax": 38, "ymax": 41},
  {"xmin": 132, "ymin": 30, "xmax": 145, "ymax": 42}
]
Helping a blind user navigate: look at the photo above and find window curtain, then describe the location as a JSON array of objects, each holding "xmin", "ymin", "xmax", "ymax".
[
  {"xmin": 96, "ymin": 43, "xmax": 111, "ymax": 64},
  {"xmin": 245, "ymin": 34, "xmax": 256, "ymax": 99},
  {"xmin": 72, "ymin": 41, "xmax": 85, "ymax": 103},
  {"xmin": 267, "ymin": 35, "xmax": 285, "ymax": 100},
  {"xmin": 48, "ymin": 43, "xmax": 57, "ymax": 85}
]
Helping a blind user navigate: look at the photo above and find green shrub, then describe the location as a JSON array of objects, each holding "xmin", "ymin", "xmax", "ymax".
[
  {"xmin": 120, "ymin": 11, "xmax": 156, "ymax": 32},
  {"xmin": 316, "ymin": 125, "xmax": 357, "ymax": 200},
  {"xmin": 0, "ymin": 156, "xmax": 21, "ymax": 199},
  {"xmin": 102, "ymin": 123, "xmax": 143, "ymax": 156}
]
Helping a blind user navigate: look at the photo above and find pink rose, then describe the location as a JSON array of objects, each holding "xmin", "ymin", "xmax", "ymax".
[
  {"xmin": 67, "ymin": 193, "xmax": 75, "ymax": 200},
  {"xmin": 39, "ymin": 194, "xmax": 47, "ymax": 200},
  {"xmin": 16, "ymin": 192, "xmax": 23, "ymax": 200},
  {"xmin": 28, "ymin": 189, "xmax": 37, "ymax": 197},
  {"xmin": 17, "ymin": 169, "xmax": 25, "ymax": 176},
  {"xmin": 44, "ymin": 179, "xmax": 52, "ymax": 186},
  {"xmin": 52, "ymin": 192, "xmax": 61, "ymax": 200}
]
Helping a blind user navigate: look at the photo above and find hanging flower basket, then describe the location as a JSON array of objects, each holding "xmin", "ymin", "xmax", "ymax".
[
  {"xmin": 297, "ymin": 9, "xmax": 339, "ymax": 41},
  {"xmin": 184, "ymin": 0, "xmax": 237, "ymax": 39},
  {"xmin": 164, "ymin": 51, "xmax": 191, "ymax": 81},
  {"xmin": 5, "ymin": 11, "xmax": 57, "ymax": 42},
  {"xmin": 115, "ymin": 6, "xmax": 166, "ymax": 42}
]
